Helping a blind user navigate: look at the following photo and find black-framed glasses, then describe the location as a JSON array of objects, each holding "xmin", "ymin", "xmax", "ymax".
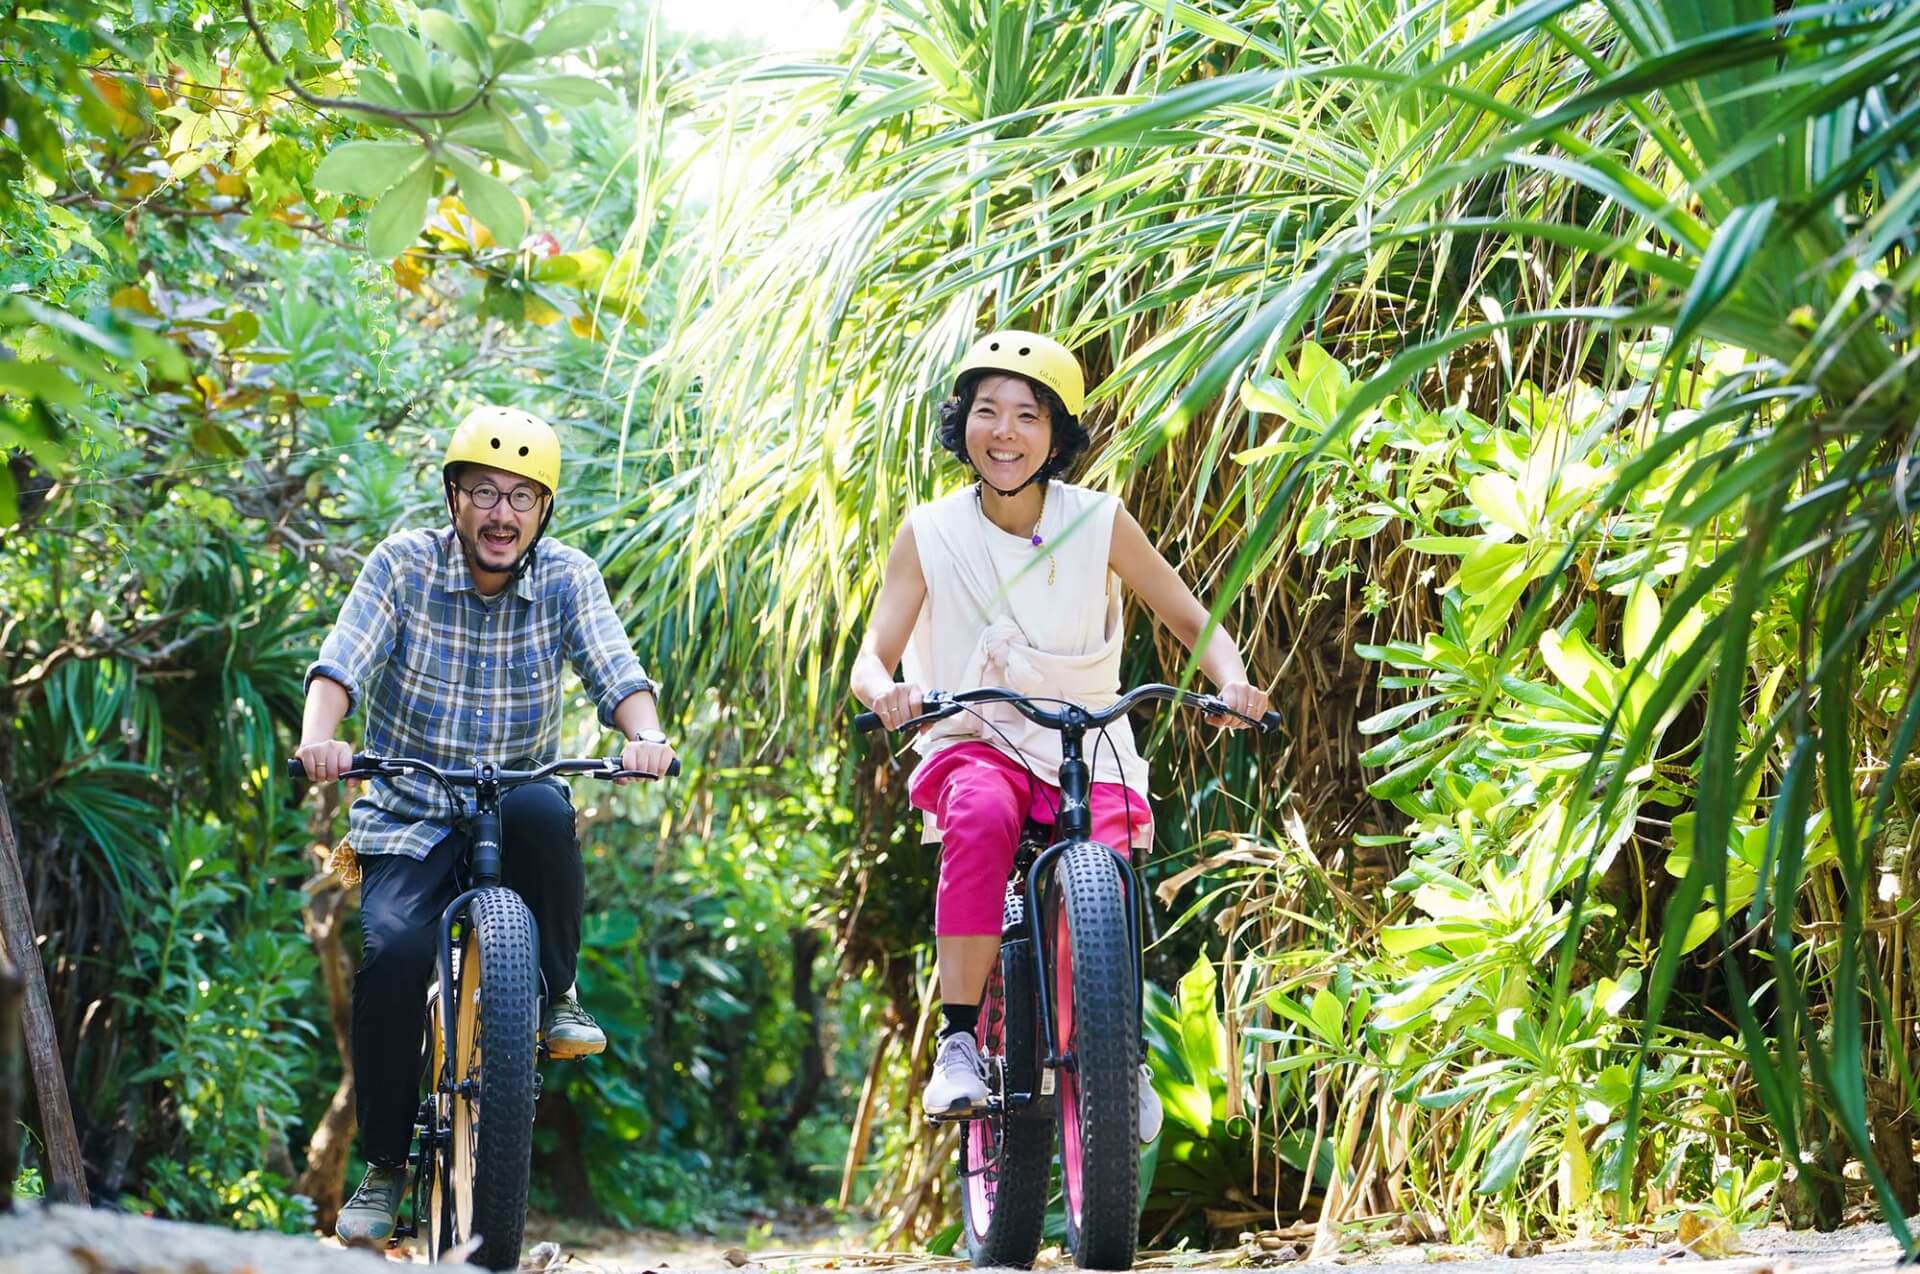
[{"xmin": 457, "ymin": 482, "xmax": 541, "ymax": 512}]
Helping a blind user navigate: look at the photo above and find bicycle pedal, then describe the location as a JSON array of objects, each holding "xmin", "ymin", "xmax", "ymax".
[{"xmin": 923, "ymin": 1103, "xmax": 991, "ymax": 1125}]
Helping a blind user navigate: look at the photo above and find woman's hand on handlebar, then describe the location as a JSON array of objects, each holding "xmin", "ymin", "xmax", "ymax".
[
  {"xmin": 869, "ymin": 681, "xmax": 927, "ymax": 733},
  {"xmin": 617, "ymin": 735, "xmax": 677, "ymax": 785},
  {"xmin": 1209, "ymin": 680, "xmax": 1270, "ymax": 730},
  {"xmin": 295, "ymin": 738, "xmax": 358, "ymax": 786}
]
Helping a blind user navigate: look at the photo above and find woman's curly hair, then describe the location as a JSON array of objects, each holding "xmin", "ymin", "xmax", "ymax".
[{"xmin": 936, "ymin": 369, "xmax": 1091, "ymax": 483}]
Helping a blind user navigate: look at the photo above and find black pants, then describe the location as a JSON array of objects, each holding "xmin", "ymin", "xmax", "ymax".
[{"xmin": 352, "ymin": 782, "xmax": 582, "ymax": 1167}]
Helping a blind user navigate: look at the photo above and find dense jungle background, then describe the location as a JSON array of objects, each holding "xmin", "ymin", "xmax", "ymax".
[{"xmin": 3, "ymin": 0, "xmax": 1919, "ymax": 1258}]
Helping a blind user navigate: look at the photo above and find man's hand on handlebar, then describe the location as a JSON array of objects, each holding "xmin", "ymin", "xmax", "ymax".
[
  {"xmin": 295, "ymin": 738, "xmax": 359, "ymax": 786},
  {"xmin": 617, "ymin": 736, "xmax": 677, "ymax": 786},
  {"xmin": 869, "ymin": 681, "xmax": 928, "ymax": 733},
  {"xmin": 1208, "ymin": 680, "xmax": 1271, "ymax": 731}
]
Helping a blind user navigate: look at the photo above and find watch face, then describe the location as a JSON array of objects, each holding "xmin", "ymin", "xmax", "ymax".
[{"xmin": 633, "ymin": 730, "xmax": 668, "ymax": 745}]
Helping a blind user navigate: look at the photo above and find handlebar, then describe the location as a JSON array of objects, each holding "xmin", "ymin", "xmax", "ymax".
[
  {"xmin": 854, "ymin": 684, "xmax": 1282, "ymax": 736},
  {"xmin": 287, "ymin": 753, "xmax": 681, "ymax": 786}
]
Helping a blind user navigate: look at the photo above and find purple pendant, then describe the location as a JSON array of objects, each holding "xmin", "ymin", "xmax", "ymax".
[{"xmin": 1031, "ymin": 534, "xmax": 1044, "ymax": 547}]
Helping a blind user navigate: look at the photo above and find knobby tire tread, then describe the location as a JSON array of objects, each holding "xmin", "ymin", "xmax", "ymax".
[
  {"xmin": 467, "ymin": 889, "xmax": 539, "ymax": 1270},
  {"xmin": 1057, "ymin": 842, "xmax": 1139, "ymax": 1270}
]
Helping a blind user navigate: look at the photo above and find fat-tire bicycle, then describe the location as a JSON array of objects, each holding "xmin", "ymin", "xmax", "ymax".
[
  {"xmin": 289, "ymin": 751, "xmax": 677, "ymax": 1270},
  {"xmin": 856, "ymin": 685, "xmax": 1279, "ymax": 1271}
]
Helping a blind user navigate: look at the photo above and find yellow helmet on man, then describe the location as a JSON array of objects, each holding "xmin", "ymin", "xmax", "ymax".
[
  {"xmin": 443, "ymin": 406, "xmax": 562, "ymax": 493},
  {"xmin": 952, "ymin": 330, "xmax": 1085, "ymax": 417}
]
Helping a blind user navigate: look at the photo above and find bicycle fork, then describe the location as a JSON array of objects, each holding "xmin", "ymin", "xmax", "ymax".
[{"xmin": 1022, "ymin": 725, "xmax": 1149, "ymax": 1079}]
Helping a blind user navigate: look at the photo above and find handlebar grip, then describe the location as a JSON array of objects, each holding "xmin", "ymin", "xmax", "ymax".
[
  {"xmin": 287, "ymin": 755, "xmax": 374, "ymax": 781},
  {"xmin": 665, "ymin": 758, "xmax": 682, "ymax": 778},
  {"xmin": 1259, "ymin": 711, "xmax": 1283, "ymax": 734},
  {"xmin": 854, "ymin": 711, "xmax": 882, "ymax": 733}
]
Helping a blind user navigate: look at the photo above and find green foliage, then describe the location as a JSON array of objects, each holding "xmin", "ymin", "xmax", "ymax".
[
  {"xmin": 119, "ymin": 815, "xmax": 319, "ymax": 1232},
  {"xmin": 634, "ymin": 0, "xmax": 1920, "ymax": 1251}
]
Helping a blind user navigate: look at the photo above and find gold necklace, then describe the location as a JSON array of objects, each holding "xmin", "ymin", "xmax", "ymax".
[{"xmin": 977, "ymin": 483, "xmax": 1057, "ymax": 586}]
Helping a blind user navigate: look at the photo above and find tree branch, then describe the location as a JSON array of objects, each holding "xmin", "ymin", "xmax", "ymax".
[{"xmin": 239, "ymin": 0, "xmax": 507, "ymax": 140}]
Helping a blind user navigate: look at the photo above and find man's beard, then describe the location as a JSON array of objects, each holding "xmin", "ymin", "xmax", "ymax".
[{"xmin": 455, "ymin": 522, "xmax": 532, "ymax": 580}]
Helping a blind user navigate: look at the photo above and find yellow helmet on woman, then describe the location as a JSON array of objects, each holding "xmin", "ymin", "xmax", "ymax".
[
  {"xmin": 953, "ymin": 330, "xmax": 1085, "ymax": 416},
  {"xmin": 442, "ymin": 405, "xmax": 561, "ymax": 493}
]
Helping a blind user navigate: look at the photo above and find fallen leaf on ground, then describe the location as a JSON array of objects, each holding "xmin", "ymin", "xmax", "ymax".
[
  {"xmin": 520, "ymin": 1240, "xmax": 563, "ymax": 1271},
  {"xmin": 1675, "ymin": 1212, "xmax": 1746, "ymax": 1259}
]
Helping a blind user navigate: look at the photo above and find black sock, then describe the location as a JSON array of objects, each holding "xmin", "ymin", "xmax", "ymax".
[{"xmin": 940, "ymin": 1002, "xmax": 980, "ymax": 1039}]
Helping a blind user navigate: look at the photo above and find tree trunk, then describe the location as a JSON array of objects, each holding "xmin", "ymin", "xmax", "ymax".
[
  {"xmin": 295, "ymin": 788, "xmax": 357, "ymax": 1231},
  {"xmin": 769, "ymin": 927, "xmax": 827, "ymax": 1177},
  {"xmin": 0, "ymin": 950, "xmax": 22, "ymax": 1212},
  {"xmin": 0, "ymin": 781, "xmax": 88, "ymax": 1204}
]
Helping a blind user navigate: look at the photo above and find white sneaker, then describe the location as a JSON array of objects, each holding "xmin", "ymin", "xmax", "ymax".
[
  {"xmin": 925, "ymin": 1031, "xmax": 990, "ymax": 1119},
  {"xmin": 1139, "ymin": 1063, "xmax": 1163, "ymax": 1143}
]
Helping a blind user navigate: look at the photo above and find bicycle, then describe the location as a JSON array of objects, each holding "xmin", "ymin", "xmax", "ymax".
[
  {"xmin": 856, "ymin": 684, "xmax": 1279, "ymax": 1270},
  {"xmin": 288, "ymin": 751, "xmax": 678, "ymax": 1271}
]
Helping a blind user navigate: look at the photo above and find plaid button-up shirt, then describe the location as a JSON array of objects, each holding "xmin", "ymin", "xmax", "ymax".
[{"xmin": 305, "ymin": 527, "xmax": 653, "ymax": 860}]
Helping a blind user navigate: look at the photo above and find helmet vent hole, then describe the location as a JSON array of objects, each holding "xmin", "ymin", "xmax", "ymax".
[
  {"xmin": 1018, "ymin": 346, "xmax": 1031, "ymax": 356},
  {"xmin": 490, "ymin": 437, "xmax": 501, "ymax": 449},
  {"xmin": 518, "ymin": 445, "xmax": 529, "ymax": 456},
  {"xmin": 989, "ymin": 341, "xmax": 1000, "ymax": 350}
]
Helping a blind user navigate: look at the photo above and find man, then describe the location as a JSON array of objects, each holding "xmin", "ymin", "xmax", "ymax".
[{"xmin": 296, "ymin": 406, "xmax": 676, "ymax": 1245}]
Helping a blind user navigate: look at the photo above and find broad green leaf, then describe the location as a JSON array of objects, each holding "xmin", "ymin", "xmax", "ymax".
[
  {"xmin": 420, "ymin": 10, "xmax": 489, "ymax": 67},
  {"xmin": 1477, "ymin": 1111, "xmax": 1536, "ymax": 1194},
  {"xmin": 364, "ymin": 158, "xmax": 434, "ymax": 259},
  {"xmin": 1622, "ymin": 580, "xmax": 1660, "ymax": 663},
  {"xmin": 531, "ymin": 3, "xmax": 617, "ymax": 57},
  {"xmin": 1456, "ymin": 539, "xmax": 1528, "ymax": 600},
  {"xmin": 1466, "ymin": 472, "xmax": 1531, "ymax": 538},
  {"xmin": 1307, "ymin": 988, "xmax": 1344, "ymax": 1045},
  {"xmin": 313, "ymin": 141, "xmax": 426, "ymax": 198},
  {"xmin": 1559, "ymin": 1109, "xmax": 1592, "ymax": 1211},
  {"xmin": 1378, "ymin": 919, "xmax": 1484, "ymax": 955},
  {"xmin": 514, "ymin": 73, "xmax": 619, "ymax": 106},
  {"xmin": 444, "ymin": 152, "xmax": 526, "ymax": 246},
  {"xmin": 1539, "ymin": 627, "xmax": 1620, "ymax": 715},
  {"xmin": 459, "ymin": 0, "xmax": 500, "ymax": 34},
  {"xmin": 0, "ymin": 361, "xmax": 83, "ymax": 404}
]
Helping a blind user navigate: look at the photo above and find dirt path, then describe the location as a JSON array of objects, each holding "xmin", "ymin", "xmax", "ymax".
[{"xmin": 0, "ymin": 1202, "xmax": 1908, "ymax": 1274}]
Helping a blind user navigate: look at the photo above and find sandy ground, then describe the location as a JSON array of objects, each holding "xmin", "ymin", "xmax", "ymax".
[{"xmin": 0, "ymin": 1202, "xmax": 1910, "ymax": 1274}]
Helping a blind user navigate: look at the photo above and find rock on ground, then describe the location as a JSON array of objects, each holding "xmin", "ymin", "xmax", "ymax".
[{"xmin": 0, "ymin": 1201, "xmax": 387, "ymax": 1274}]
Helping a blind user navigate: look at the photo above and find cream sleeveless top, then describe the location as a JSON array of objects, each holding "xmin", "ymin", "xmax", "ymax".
[{"xmin": 904, "ymin": 480, "xmax": 1150, "ymax": 840}]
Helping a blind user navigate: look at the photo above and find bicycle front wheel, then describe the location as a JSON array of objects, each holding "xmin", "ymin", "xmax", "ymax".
[
  {"xmin": 1049, "ymin": 841, "xmax": 1140, "ymax": 1270},
  {"xmin": 427, "ymin": 887, "xmax": 539, "ymax": 1270}
]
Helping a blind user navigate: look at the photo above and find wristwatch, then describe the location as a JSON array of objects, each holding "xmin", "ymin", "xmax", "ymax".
[{"xmin": 627, "ymin": 729, "xmax": 669, "ymax": 745}]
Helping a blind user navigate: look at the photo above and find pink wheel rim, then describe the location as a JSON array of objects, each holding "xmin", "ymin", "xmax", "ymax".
[{"xmin": 1053, "ymin": 902, "xmax": 1083, "ymax": 1229}]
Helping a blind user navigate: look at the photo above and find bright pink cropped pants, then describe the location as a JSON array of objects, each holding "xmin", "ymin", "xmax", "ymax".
[{"xmin": 909, "ymin": 742, "xmax": 1154, "ymax": 937}]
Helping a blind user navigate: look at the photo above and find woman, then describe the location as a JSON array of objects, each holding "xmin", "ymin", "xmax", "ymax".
[{"xmin": 850, "ymin": 329, "xmax": 1268, "ymax": 1138}]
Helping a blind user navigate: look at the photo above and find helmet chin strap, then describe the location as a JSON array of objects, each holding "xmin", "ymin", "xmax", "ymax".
[{"xmin": 977, "ymin": 474, "xmax": 1041, "ymax": 498}]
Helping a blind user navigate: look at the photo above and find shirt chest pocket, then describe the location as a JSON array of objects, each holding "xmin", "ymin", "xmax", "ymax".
[
  {"xmin": 501, "ymin": 655, "xmax": 559, "ymax": 731},
  {"xmin": 388, "ymin": 643, "xmax": 466, "ymax": 749}
]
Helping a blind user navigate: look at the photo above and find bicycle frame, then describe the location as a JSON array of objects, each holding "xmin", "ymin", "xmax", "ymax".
[
  {"xmin": 287, "ymin": 750, "xmax": 678, "ymax": 1247},
  {"xmin": 855, "ymin": 684, "xmax": 1277, "ymax": 1120},
  {"xmin": 433, "ymin": 765, "xmax": 543, "ymax": 1110},
  {"xmin": 1018, "ymin": 713, "xmax": 1147, "ymax": 1103}
]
